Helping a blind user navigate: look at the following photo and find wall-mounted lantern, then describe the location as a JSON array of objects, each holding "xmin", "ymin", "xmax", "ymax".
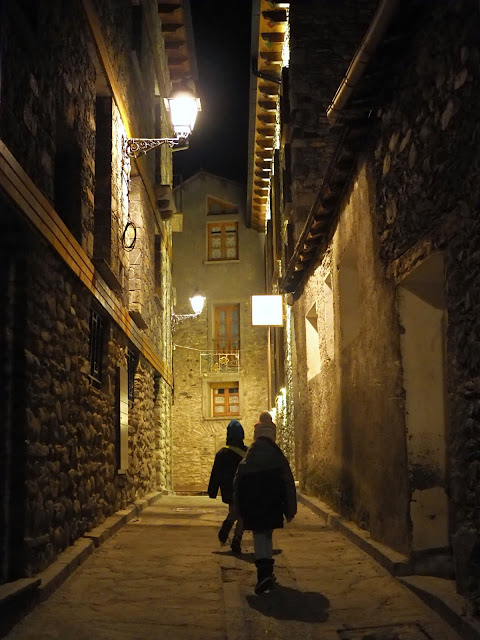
[
  {"xmin": 124, "ymin": 89, "xmax": 201, "ymax": 159},
  {"xmin": 172, "ymin": 294, "xmax": 206, "ymax": 332}
]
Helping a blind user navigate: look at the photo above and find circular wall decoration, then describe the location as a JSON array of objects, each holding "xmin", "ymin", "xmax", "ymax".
[{"xmin": 122, "ymin": 221, "xmax": 137, "ymax": 251}]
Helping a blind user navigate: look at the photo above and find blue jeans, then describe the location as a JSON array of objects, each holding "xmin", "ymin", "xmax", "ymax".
[{"xmin": 253, "ymin": 529, "xmax": 273, "ymax": 560}]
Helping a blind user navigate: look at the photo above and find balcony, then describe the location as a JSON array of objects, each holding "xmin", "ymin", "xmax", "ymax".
[{"xmin": 200, "ymin": 351, "xmax": 240, "ymax": 374}]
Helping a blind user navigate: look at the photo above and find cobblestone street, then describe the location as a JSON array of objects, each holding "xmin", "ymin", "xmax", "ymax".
[{"xmin": 1, "ymin": 496, "xmax": 464, "ymax": 640}]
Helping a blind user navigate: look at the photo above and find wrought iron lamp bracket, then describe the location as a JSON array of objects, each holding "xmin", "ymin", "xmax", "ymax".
[
  {"xmin": 124, "ymin": 137, "xmax": 179, "ymax": 159},
  {"xmin": 171, "ymin": 312, "xmax": 200, "ymax": 332}
]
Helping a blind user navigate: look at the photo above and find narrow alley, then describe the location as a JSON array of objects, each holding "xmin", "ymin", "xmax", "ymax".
[
  {"xmin": 3, "ymin": 1, "xmax": 480, "ymax": 637},
  {"xmin": 1, "ymin": 495, "xmax": 464, "ymax": 640}
]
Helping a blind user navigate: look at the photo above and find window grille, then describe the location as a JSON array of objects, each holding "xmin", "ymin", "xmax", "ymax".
[
  {"xmin": 127, "ymin": 348, "xmax": 138, "ymax": 405},
  {"xmin": 154, "ymin": 235, "xmax": 162, "ymax": 295},
  {"xmin": 89, "ymin": 309, "xmax": 104, "ymax": 386}
]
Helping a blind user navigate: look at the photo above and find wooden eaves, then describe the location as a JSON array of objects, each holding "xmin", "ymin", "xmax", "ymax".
[
  {"xmin": 247, "ymin": 0, "xmax": 289, "ymax": 232},
  {"xmin": 158, "ymin": 0, "xmax": 199, "ymax": 92}
]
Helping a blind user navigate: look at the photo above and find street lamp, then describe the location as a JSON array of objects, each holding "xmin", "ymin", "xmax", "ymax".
[
  {"xmin": 124, "ymin": 89, "xmax": 201, "ymax": 159},
  {"xmin": 172, "ymin": 294, "xmax": 206, "ymax": 332}
]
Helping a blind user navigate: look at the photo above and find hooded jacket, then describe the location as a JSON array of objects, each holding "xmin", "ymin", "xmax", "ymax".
[
  {"xmin": 208, "ymin": 442, "xmax": 247, "ymax": 504},
  {"xmin": 233, "ymin": 436, "xmax": 297, "ymax": 531}
]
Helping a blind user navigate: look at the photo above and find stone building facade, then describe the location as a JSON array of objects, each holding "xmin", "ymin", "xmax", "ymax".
[
  {"xmin": 248, "ymin": 0, "xmax": 480, "ymax": 609},
  {"xmin": 172, "ymin": 171, "xmax": 268, "ymax": 492},
  {"xmin": 0, "ymin": 0, "xmax": 198, "ymax": 584}
]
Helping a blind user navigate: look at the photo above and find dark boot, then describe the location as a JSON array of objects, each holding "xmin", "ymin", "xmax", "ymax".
[
  {"xmin": 230, "ymin": 535, "xmax": 242, "ymax": 554},
  {"xmin": 254, "ymin": 559, "xmax": 275, "ymax": 594},
  {"xmin": 218, "ymin": 518, "xmax": 233, "ymax": 544}
]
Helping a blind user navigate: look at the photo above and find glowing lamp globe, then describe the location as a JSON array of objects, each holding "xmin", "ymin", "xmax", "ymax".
[
  {"xmin": 189, "ymin": 295, "xmax": 205, "ymax": 315},
  {"xmin": 168, "ymin": 92, "xmax": 201, "ymax": 139}
]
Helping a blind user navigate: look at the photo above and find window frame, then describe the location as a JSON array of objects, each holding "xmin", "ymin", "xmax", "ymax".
[
  {"xmin": 214, "ymin": 304, "xmax": 240, "ymax": 352},
  {"xmin": 207, "ymin": 221, "xmax": 239, "ymax": 261},
  {"xmin": 210, "ymin": 382, "xmax": 240, "ymax": 418}
]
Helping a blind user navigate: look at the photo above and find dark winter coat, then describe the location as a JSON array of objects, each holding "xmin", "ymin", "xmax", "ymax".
[
  {"xmin": 208, "ymin": 444, "xmax": 247, "ymax": 505},
  {"xmin": 233, "ymin": 437, "xmax": 297, "ymax": 531}
]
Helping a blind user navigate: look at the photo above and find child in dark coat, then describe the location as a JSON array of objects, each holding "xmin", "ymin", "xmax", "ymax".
[
  {"xmin": 208, "ymin": 419, "xmax": 247, "ymax": 553},
  {"xmin": 233, "ymin": 411, "xmax": 297, "ymax": 594}
]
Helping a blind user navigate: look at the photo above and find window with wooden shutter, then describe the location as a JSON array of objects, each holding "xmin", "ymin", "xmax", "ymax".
[
  {"xmin": 211, "ymin": 383, "xmax": 240, "ymax": 417},
  {"xmin": 214, "ymin": 304, "xmax": 240, "ymax": 352},
  {"xmin": 207, "ymin": 222, "xmax": 238, "ymax": 261}
]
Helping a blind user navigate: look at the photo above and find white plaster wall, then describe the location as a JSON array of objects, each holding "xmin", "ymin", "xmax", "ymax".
[{"xmin": 294, "ymin": 161, "xmax": 410, "ymax": 552}]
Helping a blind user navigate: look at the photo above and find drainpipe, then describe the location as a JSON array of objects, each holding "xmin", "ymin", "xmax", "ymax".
[{"xmin": 326, "ymin": 0, "xmax": 400, "ymax": 125}]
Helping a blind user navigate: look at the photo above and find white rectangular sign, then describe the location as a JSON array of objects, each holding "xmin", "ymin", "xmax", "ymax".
[{"xmin": 251, "ymin": 295, "xmax": 283, "ymax": 326}]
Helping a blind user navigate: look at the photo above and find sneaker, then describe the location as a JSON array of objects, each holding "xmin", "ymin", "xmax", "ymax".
[
  {"xmin": 254, "ymin": 575, "xmax": 274, "ymax": 594},
  {"xmin": 218, "ymin": 528, "xmax": 229, "ymax": 544},
  {"xmin": 218, "ymin": 522, "xmax": 231, "ymax": 544}
]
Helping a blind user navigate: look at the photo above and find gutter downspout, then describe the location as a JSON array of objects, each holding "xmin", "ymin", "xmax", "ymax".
[{"xmin": 326, "ymin": 0, "xmax": 400, "ymax": 125}]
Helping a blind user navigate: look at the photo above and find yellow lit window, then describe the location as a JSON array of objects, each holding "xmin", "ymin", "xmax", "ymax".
[
  {"xmin": 207, "ymin": 222, "xmax": 238, "ymax": 261},
  {"xmin": 211, "ymin": 384, "xmax": 240, "ymax": 417}
]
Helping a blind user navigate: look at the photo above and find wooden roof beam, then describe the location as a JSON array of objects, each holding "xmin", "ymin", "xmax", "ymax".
[
  {"xmin": 161, "ymin": 22, "xmax": 183, "ymax": 32},
  {"xmin": 256, "ymin": 126, "xmax": 275, "ymax": 137},
  {"xmin": 259, "ymin": 83, "xmax": 280, "ymax": 96},
  {"xmin": 261, "ymin": 32, "xmax": 285, "ymax": 44},
  {"xmin": 158, "ymin": 3, "xmax": 181, "ymax": 13},
  {"xmin": 259, "ymin": 51, "xmax": 283, "ymax": 64},
  {"xmin": 258, "ymin": 99, "xmax": 277, "ymax": 111},
  {"xmin": 258, "ymin": 114, "xmax": 276, "ymax": 124},
  {"xmin": 164, "ymin": 39, "xmax": 186, "ymax": 49},
  {"xmin": 262, "ymin": 9, "xmax": 288, "ymax": 23}
]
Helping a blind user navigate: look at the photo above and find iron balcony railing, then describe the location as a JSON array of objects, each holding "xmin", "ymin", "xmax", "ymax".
[{"xmin": 200, "ymin": 350, "xmax": 240, "ymax": 374}]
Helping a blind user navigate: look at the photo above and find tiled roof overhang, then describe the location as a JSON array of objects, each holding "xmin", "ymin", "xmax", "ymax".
[
  {"xmin": 158, "ymin": 0, "xmax": 199, "ymax": 91},
  {"xmin": 247, "ymin": 0, "xmax": 288, "ymax": 232}
]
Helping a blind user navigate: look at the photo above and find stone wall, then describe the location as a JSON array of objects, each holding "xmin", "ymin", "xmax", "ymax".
[
  {"xmin": 0, "ymin": 0, "xmax": 96, "ymax": 251},
  {"xmin": 274, "ymin": 306, "xmax": 295, "ymax": 471},
  {"xmin": 288, "ymin": 0, "xmax": 480, "ymax": 600},
  {"xmin": 0, "ymin": 0, "xmax": 175, "ymax": 580},
  {"xmin": 371, "ymin": 0, "xmax": 480, "ymax": 600},
  {"xmin": 15, "ymin": 239, "xmax": 168, "ymax": 575}
]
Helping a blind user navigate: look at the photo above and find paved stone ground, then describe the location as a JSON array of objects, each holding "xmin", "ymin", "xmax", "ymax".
[{"xmin": 2, "ymin": 496, "xmax": 464, "ymax": 640}]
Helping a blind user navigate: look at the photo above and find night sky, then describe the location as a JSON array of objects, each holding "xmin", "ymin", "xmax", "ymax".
[{"xmin": 173, "ymin": 1, "xmax": 252, "ymax": 186}]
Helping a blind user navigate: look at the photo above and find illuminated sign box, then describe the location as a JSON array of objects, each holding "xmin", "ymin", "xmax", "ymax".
[{"xmin": 251, "ymin": 295, "xmax": 283, "ymax": 326}]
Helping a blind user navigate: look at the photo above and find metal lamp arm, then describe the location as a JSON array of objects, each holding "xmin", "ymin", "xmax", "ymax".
[
  {"xmin": 171, "ymin": 311, "xmax": 200, "ymax": 332},
  {"xmin": 124, "ymin": 137, "xmax": 179, "ymax": 159}
]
